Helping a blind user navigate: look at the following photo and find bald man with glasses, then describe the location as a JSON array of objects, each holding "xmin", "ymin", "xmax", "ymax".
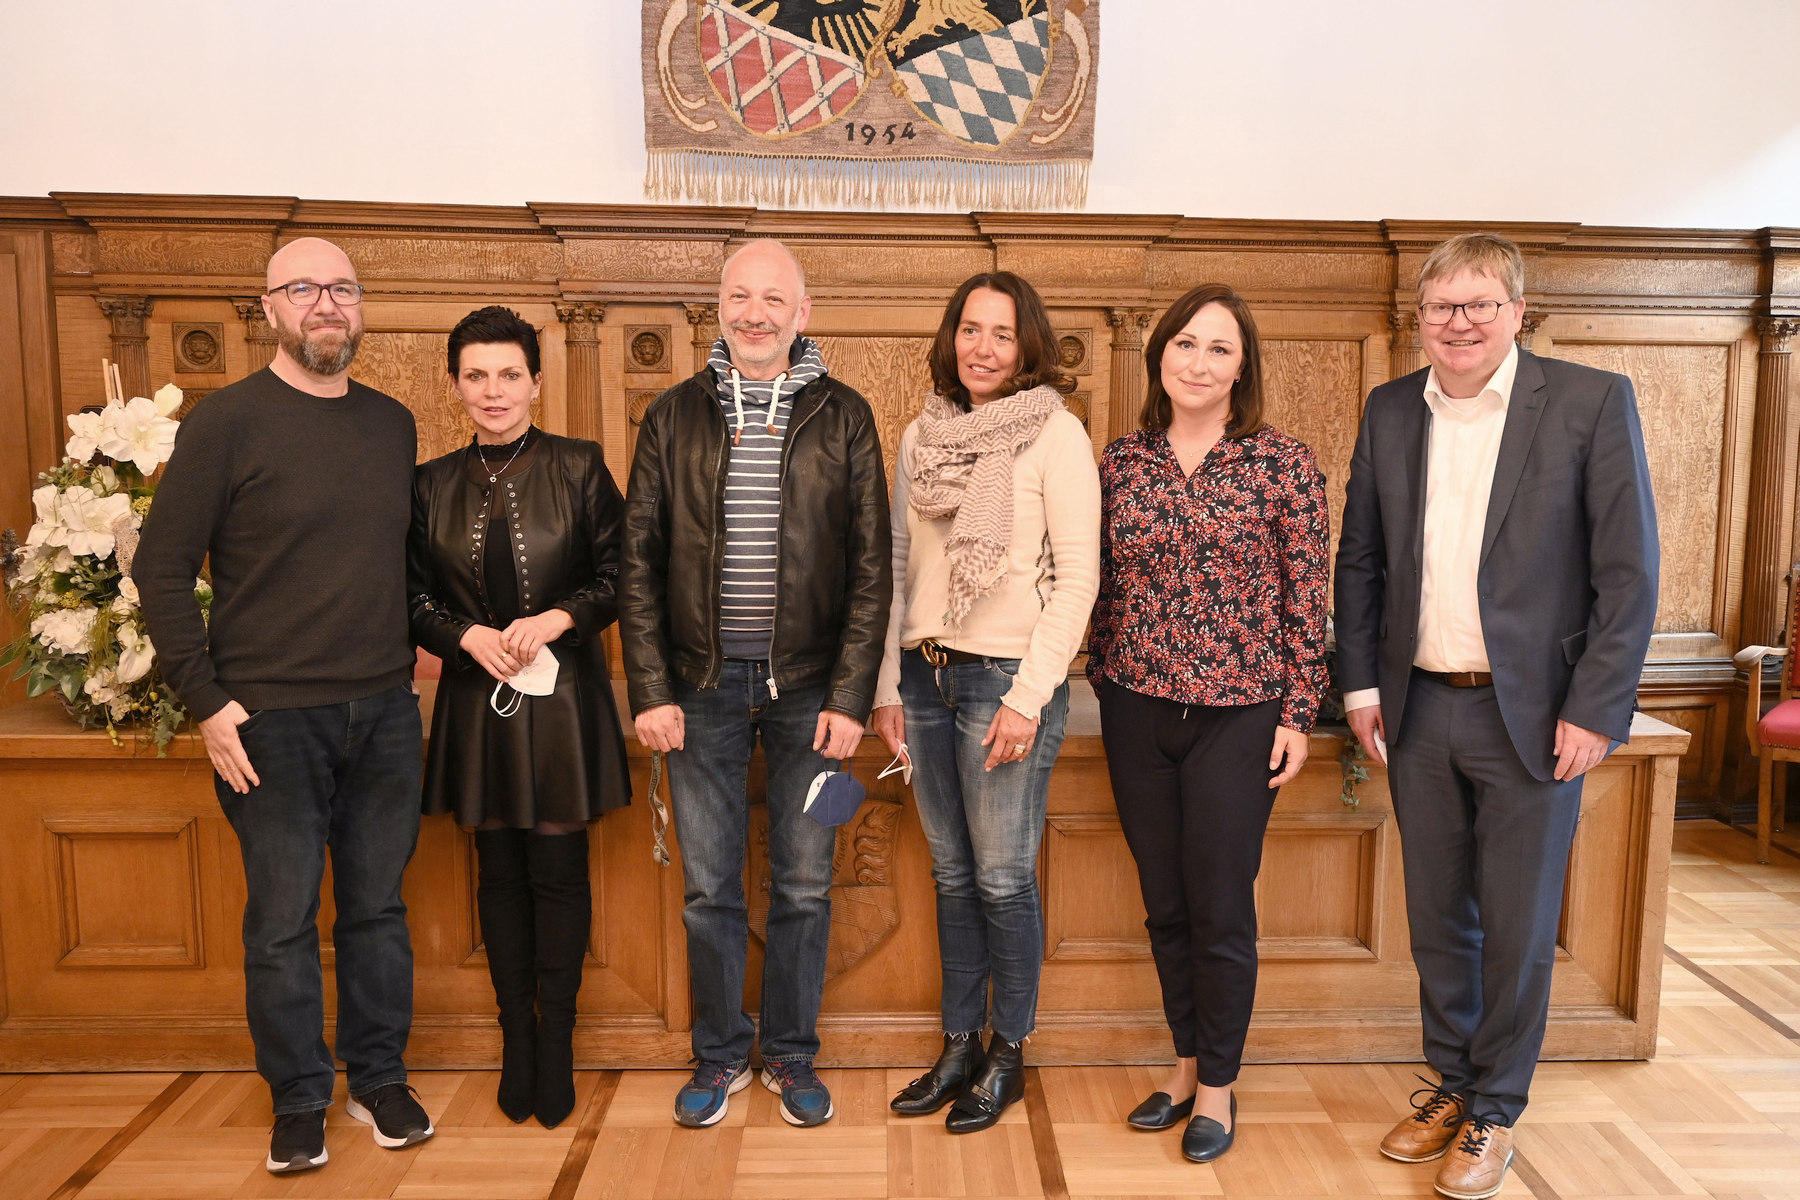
[{"xmin": 135, "ymin": 237, "xmax": 435, "ymax": 1174}]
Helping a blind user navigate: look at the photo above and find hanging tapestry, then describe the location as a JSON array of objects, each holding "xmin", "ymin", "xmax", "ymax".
[{"xmin": 644, "ymin": 0, "xmax": 1099, "ymax": 210}]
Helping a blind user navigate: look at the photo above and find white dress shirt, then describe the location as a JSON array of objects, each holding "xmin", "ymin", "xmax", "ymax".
[{"xmin": 1344, "ymin": 344, "xmax": 1519, "ymax": 713}]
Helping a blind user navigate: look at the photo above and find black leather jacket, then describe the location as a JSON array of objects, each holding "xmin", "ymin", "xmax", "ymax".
[
  {"xmin": 620, "ymin": 370, "xmax": 891, "ymax": 720},
  {"xmin": 408, "ymin": 433, "xmax": 631, "ymax": 820}
]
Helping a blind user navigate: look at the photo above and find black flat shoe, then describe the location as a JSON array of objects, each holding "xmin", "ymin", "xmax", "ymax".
[
  {"xmin": 945, "ymin": 1034, "xmax": 1024, "ymax": 1134},
  {"xmin": 892, "ymin": 1032, "xmax": 985, "ymax": 1116},
  {"xmin": 1182, "ymin": 1092, "xmax": 1236, "ymax": 1163},
  {"xmin": 1127, "ymin": 1090, "xmax": 1195, "ymax": 1130}
]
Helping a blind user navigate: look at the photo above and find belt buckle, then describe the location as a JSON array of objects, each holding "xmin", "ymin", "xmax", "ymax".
[{"xmin": 920, "ymin": 639, "xmax": 949, "ymax": 668}]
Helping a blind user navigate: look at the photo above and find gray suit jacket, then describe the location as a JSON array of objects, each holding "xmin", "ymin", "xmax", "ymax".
[{"xmin": 1332, "ymin": 350, "xmax": 1659, "ymax": 781}]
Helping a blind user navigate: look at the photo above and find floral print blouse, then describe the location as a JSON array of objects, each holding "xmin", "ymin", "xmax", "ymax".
[{"xmin": 1087, "ymin": 425, "xmax": 1330, "ymax": 732}]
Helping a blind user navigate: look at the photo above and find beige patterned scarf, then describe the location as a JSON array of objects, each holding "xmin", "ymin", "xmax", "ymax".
[{"xmin": 909, "ymin": 385, "xmax": 1066, "ymax": 626}]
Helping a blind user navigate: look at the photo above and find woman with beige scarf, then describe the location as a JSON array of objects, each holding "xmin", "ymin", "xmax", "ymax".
[{"xmin": 872, "ymin": 272, "xmax": 1100, "ymax": 1133}]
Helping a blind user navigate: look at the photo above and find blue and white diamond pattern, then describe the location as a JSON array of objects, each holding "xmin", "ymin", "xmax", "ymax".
[{"xmin": 895, "ymin": 11, "xmax": 1051, "ymax": 148}]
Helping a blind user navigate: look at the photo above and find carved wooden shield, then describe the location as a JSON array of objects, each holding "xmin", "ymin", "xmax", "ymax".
[{"xmin": 748, "ymin": 797, "xmax": 903, "ymax": 980}]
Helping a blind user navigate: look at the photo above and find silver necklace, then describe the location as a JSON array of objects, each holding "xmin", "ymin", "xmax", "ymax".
[{"xmin": 473, "ymin": 426, "xmax": 531, "ymax": 484}]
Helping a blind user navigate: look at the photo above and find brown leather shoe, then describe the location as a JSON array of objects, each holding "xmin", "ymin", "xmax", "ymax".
[
  {"xmin": 1378, "ymin": 1079, "xmax": 1465, "ymax": 1163},
  {"xmin": 1434, "ymin": 1116, "xmax": 1514, "ymax": 1200}
]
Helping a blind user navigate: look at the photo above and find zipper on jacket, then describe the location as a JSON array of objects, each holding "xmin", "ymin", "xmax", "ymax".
[
  {"xmin": 703, "ymin": 400, "xmax": 729, "ymax": 688},
  {"xmin": 765, "ymin": 381, "xmax": 829, "ymax": 700}
]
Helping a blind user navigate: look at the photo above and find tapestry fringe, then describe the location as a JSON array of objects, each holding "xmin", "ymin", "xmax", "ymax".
[{"xmin": 646, "ymin": 150, "xmax": 1090, "ymax": 211}]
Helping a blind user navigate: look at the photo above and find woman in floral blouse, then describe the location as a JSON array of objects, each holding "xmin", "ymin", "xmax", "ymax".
[{"xmin": 1087, "ymin": 283, "xmax": 1328, "ymax": 1164}]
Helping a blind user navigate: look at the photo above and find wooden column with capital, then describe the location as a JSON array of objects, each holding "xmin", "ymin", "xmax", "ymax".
[
  {"xmin": 233, "ymin": 298, "xmax": 278, "ymax": 374},
  {"xmin": 555, "ymin": 302, "xmax": 606, "ymax": 444},
  {"xmin": 685, "ymin": 303, "xmax": 719, "ymax": 374},
  {"xmin": 1389, "ymin": 310, "xmax": 1421, "ymax": 379},
  {"xmin": 94, "ymin": 295, "xmax": 153, "ymax": 398},
  {"xmin": 1743, "ymin": 316, "xmax": 1800, "ymax": 646},
  {"xmin": 1105, "ymin": 307, "xmax": 1151, "ymax": 444},
  {"xmin": 1517, "ymin": 311, "xmax": 1546, "ymax": 354}
]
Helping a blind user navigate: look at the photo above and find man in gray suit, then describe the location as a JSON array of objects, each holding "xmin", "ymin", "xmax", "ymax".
[{"xmin": 1334, "ymin": 232, "xmax": 1658, "ymax": 1200}]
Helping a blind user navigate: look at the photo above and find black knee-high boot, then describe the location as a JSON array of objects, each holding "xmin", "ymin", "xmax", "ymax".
[
  {"xmin": 474, "ymin": 828, "xmax": 536, "ymax": 1123},
  {"xmin": 527, "ymin": 828, "xmax": 592, "ymax": 1128}
]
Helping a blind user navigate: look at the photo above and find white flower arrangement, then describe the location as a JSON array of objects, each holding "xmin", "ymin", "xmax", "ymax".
[{"xmin": 3, "ymin": 371, "xmax": 206, "ymax": 750}]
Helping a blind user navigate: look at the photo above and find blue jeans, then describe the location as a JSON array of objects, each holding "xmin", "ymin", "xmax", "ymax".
[
  {"xmin": 666, "ymin": 660, "xmax": 836, "ymax": 1065},
  {"xmin": 898, "ymin": 650, "xmax": 1070, "ymax": 1043},
  {"xmin": 216, "ymin": 683, "xmax": 423, "ymax": 1115}
]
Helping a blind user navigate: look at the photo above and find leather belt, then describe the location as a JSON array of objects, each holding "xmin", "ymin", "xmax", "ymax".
[
  {"xmin": 914, "ymin": 639, "xmax": 984, "ymax": 667},
  {"xmin": 1418, "ymin": 669, "xmax": 1493, "ymax": 688}
]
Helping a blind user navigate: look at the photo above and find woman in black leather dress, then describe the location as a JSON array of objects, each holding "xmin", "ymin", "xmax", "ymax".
[{"xmin": 407, "ymin": 306, "xmax": 630, "ymax": 1129}]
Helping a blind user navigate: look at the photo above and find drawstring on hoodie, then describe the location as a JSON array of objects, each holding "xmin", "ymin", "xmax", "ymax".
[{"xmin": 729, "ymin": 369, "xmax": 786, "ymax": 446}]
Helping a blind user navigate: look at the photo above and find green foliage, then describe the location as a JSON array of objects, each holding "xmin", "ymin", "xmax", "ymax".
[{"xmin": 3, "ymin": 451, "xmax": 205, "ymax": 754}]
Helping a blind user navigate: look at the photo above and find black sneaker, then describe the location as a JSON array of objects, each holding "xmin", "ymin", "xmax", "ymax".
[
  {"xmin": 267, "ymin": 1109, "xmax": 328, "ymax": 1173},
  {"xmin": 347, "ymin": 1082, "xmax": 435, "ymax": 1149}
]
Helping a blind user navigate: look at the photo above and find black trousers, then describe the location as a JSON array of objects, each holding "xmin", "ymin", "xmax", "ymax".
[
  {"xmin": 1096, "ymin": 680, "xmax": 1279, "ymax": 1087},
  {"xmin": 1388, "ymin": 673, "xmax": 1583, "ymax": 1126}
]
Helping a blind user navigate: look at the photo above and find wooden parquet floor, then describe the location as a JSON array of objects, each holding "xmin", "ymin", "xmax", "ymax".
[{"xmin": 9, "ymin": 818, "xmax": 1800, "ymax": 1200}]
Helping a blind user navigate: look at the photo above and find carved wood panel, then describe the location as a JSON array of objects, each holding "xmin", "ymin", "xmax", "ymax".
[
  {"xmin": 1261, "ymin": 338, "xmax": 1365, "ymax": 573},
  {"xmin": 810, "ymin": 335, "xmax": 934, "ymax": 485},
  {"xmin": 357, "ymin": 332, "xmax": 468, "ymax": 462},
  {"xmin": 356, "ymin": 331, "xmax": 545, "ymax": 464},
  {"xmin": 1549, "ymin": 342, "xmax": 1731, "ymax": 635},
  {"xmin": 46, "ymin": 818, "xmax": 204, "ymax": 969}
]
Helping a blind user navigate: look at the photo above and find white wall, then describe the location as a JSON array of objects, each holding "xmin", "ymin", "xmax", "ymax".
[{"xmin": 4, "ymin": 0, "xmax": 1799, "ymax": 227}]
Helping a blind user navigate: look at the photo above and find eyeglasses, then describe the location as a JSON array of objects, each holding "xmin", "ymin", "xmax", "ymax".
[
  {"xmin": 268, "ymin": 280, "xmax": 364, "ymax": 307},
  {"xmin": 1418, "ymin": 299, "xmax": 1512, "ymax": 325}
]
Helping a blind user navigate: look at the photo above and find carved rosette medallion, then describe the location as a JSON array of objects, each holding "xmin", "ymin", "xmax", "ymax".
[
  {"xmin": 1055, "ymin": 329, "xmax": 1092, "ymax": 375},
  {"xmin": 173, "ymin": 323, "xmax": 224, "ymax": 374},
  {"xmin": 747, "ymin": 797, "xmax": 903, "ymax": 981},
  {"xmin": 625, "ymin": 325, "xmax": 672, "ymax": 373}
]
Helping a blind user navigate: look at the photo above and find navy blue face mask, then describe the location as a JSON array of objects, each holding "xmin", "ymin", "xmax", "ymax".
[{"xmin": 803, "ymin": 763, "xmax": 866, "ymax": 827}]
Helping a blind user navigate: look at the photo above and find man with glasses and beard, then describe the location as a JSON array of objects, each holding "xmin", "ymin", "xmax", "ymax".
[{"xmin": 135, "ymin": 237, "xmax": 434, "ymax": 1174}]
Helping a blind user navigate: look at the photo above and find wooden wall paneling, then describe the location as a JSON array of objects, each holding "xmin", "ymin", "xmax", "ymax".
[
  {"xmin": 53, "ymin": 292, "xmax": 118, "ymax": 415},
  {"xmin": 143, "ymin": 298, "xmax": 236, "ymax": 400},
  {"xmin": 0, "ymin": 229, "xmax": 65, "ymax": 673},
  {"xmin": 1541, "ymin": 312, "xmax": 1754, "ymax": 655},
  {"xmin": 1637, "ymin": 689, "xmax": 1731, "ymax": 811}
]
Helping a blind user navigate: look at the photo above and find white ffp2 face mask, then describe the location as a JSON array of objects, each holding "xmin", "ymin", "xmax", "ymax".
[{"xmin": 491, "ymin": 645, "xmax": 559, "ymax": 717}]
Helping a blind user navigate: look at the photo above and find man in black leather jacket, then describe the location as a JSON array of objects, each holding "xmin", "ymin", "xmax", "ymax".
[{"xmin": 620, "ymin": 239, "xmax": 890, "ymax": 1130}]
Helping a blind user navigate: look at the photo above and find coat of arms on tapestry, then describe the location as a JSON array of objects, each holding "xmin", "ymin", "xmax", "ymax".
[{"xmin": 645, "ymin": 0, "xmax": 1099, "ymax": 209}]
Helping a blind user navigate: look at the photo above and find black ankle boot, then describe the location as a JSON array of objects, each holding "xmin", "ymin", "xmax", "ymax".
[
  {"xmin": 528, "ymin": 829, "xmax": 592, "ymax": 1129},
  {"xmin": 891, "ymin": 1032, "xmax": 985, "ymax": 1116},
  {"xmin": 945, "ymin": 1033, "xmax": 1025, "ymax": 1134},
  {"xmin": 475, "ymin": 828, "xmax": 535, "ymax": 1124}
]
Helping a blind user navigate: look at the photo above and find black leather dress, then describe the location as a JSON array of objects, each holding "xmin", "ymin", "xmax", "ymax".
[{"xmin": 408, "ymin": 430, "xmax": 631, "ymax": 826}]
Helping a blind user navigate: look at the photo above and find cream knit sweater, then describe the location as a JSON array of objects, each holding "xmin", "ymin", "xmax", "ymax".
[{"xmin": 874, "ymin": 408, "xmax": 1100, "ymax": 718}]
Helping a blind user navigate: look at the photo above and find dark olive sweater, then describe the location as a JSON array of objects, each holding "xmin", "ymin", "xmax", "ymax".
[{"xmin": 133, "ymin": 367, "xmax": 417, "ymax": 721}]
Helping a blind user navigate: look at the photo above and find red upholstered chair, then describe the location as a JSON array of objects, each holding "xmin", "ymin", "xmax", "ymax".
[{"xmin": 1734, "ymin": 564, "xmax": 1800, "ymax": 863}]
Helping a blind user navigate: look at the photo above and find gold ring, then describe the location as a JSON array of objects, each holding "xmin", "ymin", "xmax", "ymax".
[{"xmin": 1013, "ymin": 743, "xmax": 1027, "ymax": 755}]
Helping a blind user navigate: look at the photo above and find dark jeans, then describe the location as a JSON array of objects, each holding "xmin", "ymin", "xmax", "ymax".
[
  {"xmin": 216, "ymin": 683, "xmax": 423, "ymax": 1115},
  {"xmin": 898, "ymin": 649, "xmax": 1070, "ymax": 1044},
  {"xmin": 1388, "ymin": 672, "xmax": 1583, "ymax": 1126},
  {"xmin": 1096, "ymin": 680, "xmax": 1280, "ymax": 1087},
  {"xmin": 666, "ymin": 660, "xmax": 835, "ymax": 1065}
]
